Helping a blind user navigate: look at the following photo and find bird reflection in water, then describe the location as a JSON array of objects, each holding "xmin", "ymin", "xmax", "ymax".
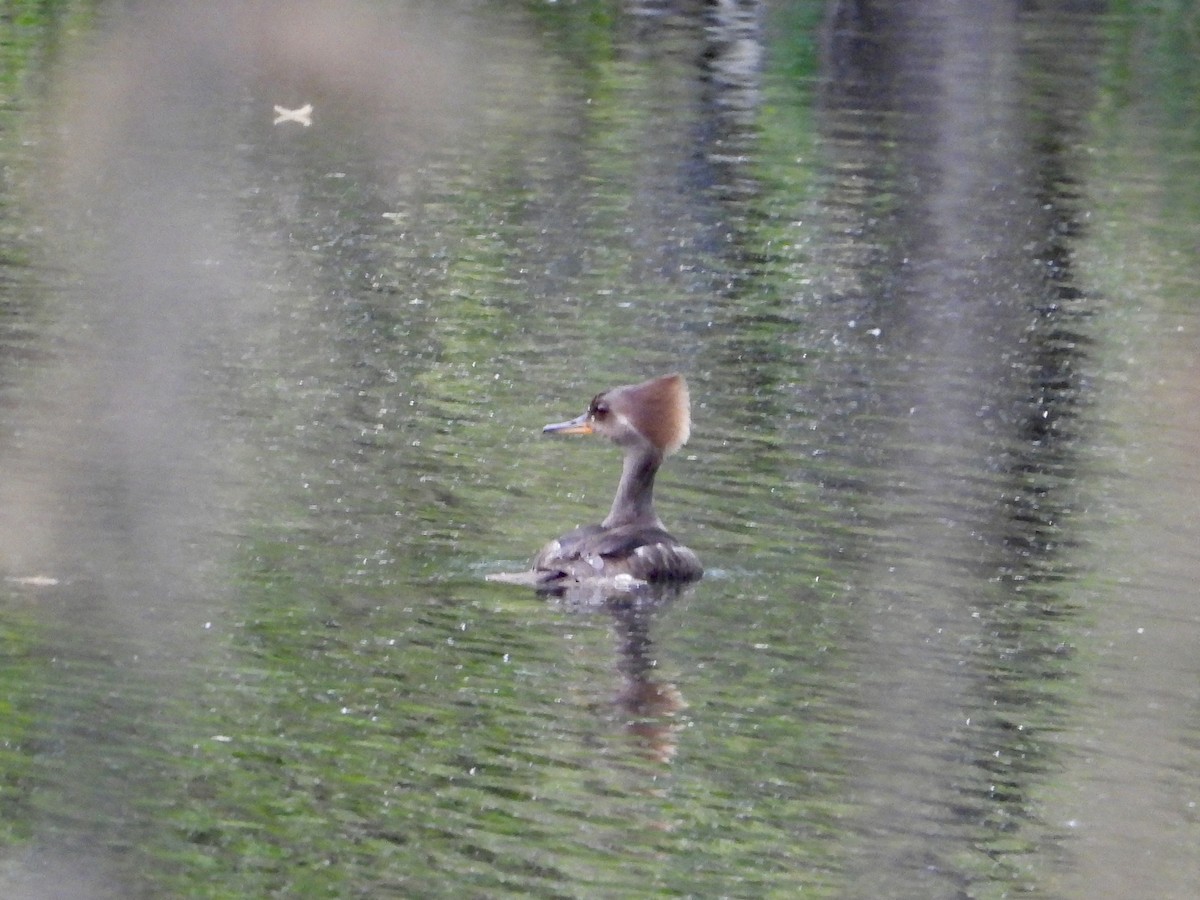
[
  {"xmin": 272, "ymin": 103, "xmax": 313, "ymax": 126},
  {"xmin": 546, "ymin": 580, "xmax": 692, "ymax": 764}
]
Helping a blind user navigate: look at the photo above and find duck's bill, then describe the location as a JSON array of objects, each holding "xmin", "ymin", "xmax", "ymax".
[{"xmin": 543, "ymin": 412, "xmax": 593, "ymax": 435}]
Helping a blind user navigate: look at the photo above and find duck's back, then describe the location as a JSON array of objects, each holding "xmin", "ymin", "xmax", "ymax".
[{"xmin": 534, "ymin": 523, "xmax": 703, "ymax": 585}]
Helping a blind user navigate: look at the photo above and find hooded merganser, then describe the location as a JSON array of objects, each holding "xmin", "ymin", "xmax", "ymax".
[{"xmin": 527, "ymin": 373, "xmax": 703, "ymax": 586}]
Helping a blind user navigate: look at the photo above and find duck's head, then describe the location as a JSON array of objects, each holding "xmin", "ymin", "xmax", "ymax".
[{"xmin": 543, "ymin": 373, "xmax": 691, "ymax": 456}]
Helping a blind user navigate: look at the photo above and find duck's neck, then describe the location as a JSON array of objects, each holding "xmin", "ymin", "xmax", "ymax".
[{"xmin": 602, "ymin": 445, "xmax": 663, "ymax": 529}]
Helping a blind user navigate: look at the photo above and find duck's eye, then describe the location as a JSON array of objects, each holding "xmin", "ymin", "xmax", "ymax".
[{"xmin": 592, "ymin": 400, "xmax": 610, "ymax": 419}]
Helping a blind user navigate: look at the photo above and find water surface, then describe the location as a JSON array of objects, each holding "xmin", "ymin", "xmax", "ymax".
[{"xmin": 1, "ymin": 1, "xmax": 1198, "ymax": 897}]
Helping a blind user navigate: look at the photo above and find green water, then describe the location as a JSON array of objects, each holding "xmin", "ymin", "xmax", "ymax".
[{"xmin": 0, "ymin": 1, "xmax": 1198, "ymax": 897}]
